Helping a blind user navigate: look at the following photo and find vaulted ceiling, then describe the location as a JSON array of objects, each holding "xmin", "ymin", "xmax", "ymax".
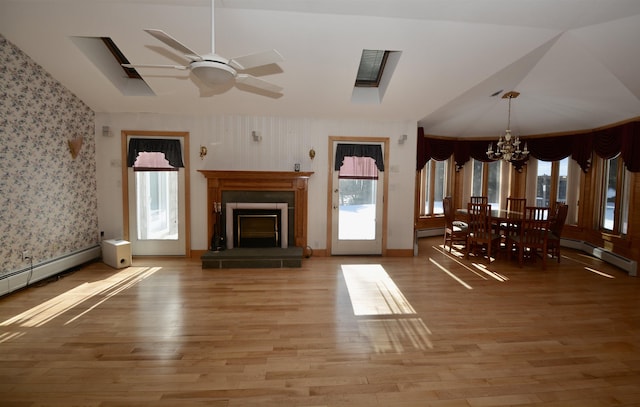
[{"xmin": 2, "ymin": 0, "xmax": 640, "ymax": 138}]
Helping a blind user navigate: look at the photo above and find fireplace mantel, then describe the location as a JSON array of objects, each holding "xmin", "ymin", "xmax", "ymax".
[{"xmin": 199, "ymin": 170, "xmax": 313, "ymax": 249}]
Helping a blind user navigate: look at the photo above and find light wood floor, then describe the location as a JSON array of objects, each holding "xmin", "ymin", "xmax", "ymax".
[{"xmin": 1, "ymin": 237, "xmax": 639, "ymax": 407}]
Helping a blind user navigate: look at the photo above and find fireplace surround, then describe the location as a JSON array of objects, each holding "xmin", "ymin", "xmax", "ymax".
[{"xmin": 198, "ymin": 170, "xmax": 313, "ymax": 251}]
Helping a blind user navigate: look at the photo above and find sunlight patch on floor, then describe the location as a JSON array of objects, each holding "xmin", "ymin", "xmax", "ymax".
[
  {"xmin": 341, "ymin": 264, "xmax": 415, "ymax": 316},
  {"xmin": 585, "ymin": 267, "xmax": 615, "ymax": 278},
  {"xmin": 0, "ymin": 266, "xmax": 161, "ymax": 328},
  {"xmin": 429, "ymin": 257, "xmax": 473, "ymax": 289},
  {"xmin": 341, "ymin": 264, "xmax": 433, "ymax": 353}
]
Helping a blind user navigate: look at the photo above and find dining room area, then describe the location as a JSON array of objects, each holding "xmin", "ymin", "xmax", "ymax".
[
  {"xmin": 415, "ymin": 126, "xmax": 640, "ymax": 277},
  {"xmin": 442, "ymin": 194, "xmax": 569, "ymax": 270}
]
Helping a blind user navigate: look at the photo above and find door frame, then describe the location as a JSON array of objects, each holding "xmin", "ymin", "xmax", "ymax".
[
  {"xmin": 326, "ymin": 136, "xmax": 389, "ymax": 255},
  {"xmin": 121, "ymin": 130, "xmax": 191, "ymax": 257}
]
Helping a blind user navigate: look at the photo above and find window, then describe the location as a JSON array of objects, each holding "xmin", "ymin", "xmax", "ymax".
[
  {"xmin": 536, "ymin": 161, "xmax": 552, "ymax": 207},
  {"xmin": 133, "ymin": 152, "xmax": 179, "ymax": 240},
  {"xmin": 530, "ymin": 157, "xmax": 579, "ymax": 225},
  {"xmin": 601, "ymin": 154, "xmax": 629, "ymax": 234},
  {"xmin": 557, "ymin": 157, "xmax": 568, "ymax": 204},
  {"xmin": 470, "ymin": 159, "xmax": 502, "ymax": 208},
  {"xmin": 355, "ymin": 50, "xmax": 390, "ymax": 87},
  {"xmin": 101, "ymin": 37, "xmax": 141, "ymax": 79},
  {"xmin": 419, "ymin": 159, "xmax": 448, "ymax": 216}
]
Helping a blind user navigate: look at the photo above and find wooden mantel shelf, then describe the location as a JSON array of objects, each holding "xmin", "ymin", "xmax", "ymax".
[
  {"xmin": 199, "ymin": 170, "xmax": 313, "ymax": 180},
  {"xmin": 199, "ymin": 170, "xmax": 314, "ymax": 250}
]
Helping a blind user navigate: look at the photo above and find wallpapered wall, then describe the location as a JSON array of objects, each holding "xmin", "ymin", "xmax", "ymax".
[{"xmin": 1, "ymin": 35, "xmax": 98, "ymax": 274}]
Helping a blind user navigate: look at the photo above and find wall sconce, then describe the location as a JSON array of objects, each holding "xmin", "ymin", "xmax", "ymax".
[
  {"xmin": 252, "ymin": 130, "xmax": 262, "ymax": 142},
  {"xmin": 68, "ymin": 135, "xmax": 84, "ymax": 159},
  {"xmin": 309, "ymin": 148, "xmax": 316, "ymax": 160},
  {"xmin": 398, "ymin": 134, "xmax": 408, "ymax": 144},
  {"xmin": 200, "ymin": 145, "xmax": 208, "ymax": 160}
]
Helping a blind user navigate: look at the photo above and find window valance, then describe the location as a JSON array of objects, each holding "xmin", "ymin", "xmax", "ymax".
[
  {"xmin": 417, "ymin": 121, "xmax": 640, "ymax": 172},
  {"xmin": 335, "ymin": 143, "xmax": 384, "ymax": 171},
  {"xmin": 127, "ymin": 138, "xmax": 184, "ymax": 168}
]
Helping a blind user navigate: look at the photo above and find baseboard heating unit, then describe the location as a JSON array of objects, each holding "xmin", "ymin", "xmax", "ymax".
[
  {"xmin": 579, "ymin": 240, "xmax": 637, "ymax": 277},
  {"xmin": 0, "ymin": 245, "xmax": 101, "ymax": 297}
]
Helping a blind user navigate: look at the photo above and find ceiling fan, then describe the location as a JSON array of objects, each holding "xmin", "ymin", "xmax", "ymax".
[{"xmin": 122, "ymin": 0, "xmax": 283, "ymax": 94}]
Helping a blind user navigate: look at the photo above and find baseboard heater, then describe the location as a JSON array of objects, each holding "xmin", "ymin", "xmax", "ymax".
[
  {"xmin": 576, "ymin": 240, "xmax": 637, "ymax": 277},
  {"xmin": 0, "ymin": 245, "xmax": 101, "ymax": 297},
  {"xmin": 555, "ymin": 238, "xmax": 636, "ymax": 276}
]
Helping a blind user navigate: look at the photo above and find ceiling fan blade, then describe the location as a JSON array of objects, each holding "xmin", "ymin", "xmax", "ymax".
[
  {"xmin": 144, "ymin": 29, "xmax": 203, "ymax": 60},
  {"xmin": 229, "ymin": 49, "xmax": 284, "ymax": 71},
  {"xmin": 122, "ymin": 63, "xmax": 189, "ymax": 70},
  {"xmin": 236, "ymin": 74, "xmax": 283, "ymax": 94}
]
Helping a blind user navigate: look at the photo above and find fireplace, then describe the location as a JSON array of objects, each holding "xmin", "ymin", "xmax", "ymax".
[
  {"xmin": 237, "ymin": 212, "xmax": 279, "ymax": 248},
  {"xmin": 226, "ymin": 202, "xmax": 288, "ymax": 249},
  {"xmin": 199, "ymin": 170, "xmax": 313, "ymax": 250}
]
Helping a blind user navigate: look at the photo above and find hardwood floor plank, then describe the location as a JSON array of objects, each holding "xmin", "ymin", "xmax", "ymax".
[{"xmin": 1, "ymin": 237, "xmax": 639, "ymax": 406}]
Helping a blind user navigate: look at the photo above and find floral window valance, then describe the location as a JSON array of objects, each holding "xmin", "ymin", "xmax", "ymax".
[
  {"xmin": 127, "ymin": 138, "xmax": 184, "ymax": 168},
  {"xmin": 416, "ymin": 121, "xmax": 640, "ymax": 172}
]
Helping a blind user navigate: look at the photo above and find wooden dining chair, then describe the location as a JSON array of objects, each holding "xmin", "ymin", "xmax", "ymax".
[
  {"xmin": 465, "ymin": 203, "xmax": 501, "ymax": 261},
  {"xmin": 512, "ymin": 206, "xmax": 551, "ymax": 269},
  {"xmin": 547, "ymin": 203, "xmax": 569, "ymax": 262},
  {"xmin": 443, "ymin": 196, "xmax": 468, "ymax": 253},
  {"xmin": 501, "ymin": 197, "xmax": 527, "ymax": 253},
  {"xmin": 470, "ymin": 196, "xmax": 488, "ymax": 205}
]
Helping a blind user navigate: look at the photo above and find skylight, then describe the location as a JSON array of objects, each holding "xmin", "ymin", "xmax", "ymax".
[
  {"xmin": 351, "ymin": 49, "xmax": 401, "ymax": 104},
  {"xmin": 71, "ymin": 36, "xmax": 155, "ymax": 96},
  {"xmin": 101, "ymin": 37, "xmax": 141, "ymax": 80},
  {"xmin": 355, "ymin": 49, "xmax": 390, "ymax": 87}
]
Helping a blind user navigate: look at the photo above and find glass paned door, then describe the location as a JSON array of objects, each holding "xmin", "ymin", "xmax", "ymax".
[
  {"xmin": 331, "ymin": 142, "xmax": 384, "ymax": 255},
  {"xmin": 127, "ymin": 152, "xmax": 186, "ymax": 256}
]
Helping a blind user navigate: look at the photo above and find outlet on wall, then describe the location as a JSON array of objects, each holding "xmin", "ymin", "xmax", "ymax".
[{"xmin": 22, "ymin": 250, "xmax": 30, "ymax": 261}]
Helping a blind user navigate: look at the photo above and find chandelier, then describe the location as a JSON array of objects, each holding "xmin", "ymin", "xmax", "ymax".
[{"xmin": 486, "ymin": 91, "xmax": 529, "ymax": 162}]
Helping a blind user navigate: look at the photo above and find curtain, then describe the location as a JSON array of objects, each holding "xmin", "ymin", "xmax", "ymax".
[
  {"xmin": 335, "ymin": 143, "xmax": 384, "ymax": 171},
  {"xmin": 417, "ymin": 120, "xmax": 640, "ymax": 172},
  {"xmin": 127, "ymin": 138, "xmax": 184, "ymax": 168}
]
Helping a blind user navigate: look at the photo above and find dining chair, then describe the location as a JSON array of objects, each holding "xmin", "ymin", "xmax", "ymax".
[
  {"xmin": 546, "ymin": 203, "xmax": 569, "ymax": 262},
  {"xmin": 465, "ymin": 203, "xmax": 501, "ymax": 261},
  {"xmin": 501, "ymin": 197, "xmax": 527, "ymax": 253},
  {"xmin": 470, "ymin": 196, "xmax": 488, "ymax": 205},
  {"xmin": 443, "ymin": 196, "xmax": 468, "ymax": 253},
  {"xmin": 512, "ymin": 206, "xmax": 551, "ymax": 269}
]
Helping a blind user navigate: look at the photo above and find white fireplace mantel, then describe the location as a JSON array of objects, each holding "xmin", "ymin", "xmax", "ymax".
[{"xmin": 226, "ymin": 202, "xmax": 288, "ymax": 249}]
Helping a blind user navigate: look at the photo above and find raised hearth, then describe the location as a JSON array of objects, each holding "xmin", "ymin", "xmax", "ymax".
[{"xmin": 201, "ymin": 247, "xmax": 303, "ymax": 269}]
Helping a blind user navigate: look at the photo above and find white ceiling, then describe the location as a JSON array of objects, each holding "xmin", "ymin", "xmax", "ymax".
[{"xmin": 2, "ymin": 0, "xmax": 640, "ymax": 138}]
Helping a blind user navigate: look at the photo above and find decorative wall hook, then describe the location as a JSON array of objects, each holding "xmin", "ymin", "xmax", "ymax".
[
  {"xmin": 309, "ymin": 148, "xmax": 316, "ymax": 160},
  {"xmin": 200, "ymin": 145, "xmax": 208, "ymax": 160},
  {"xmin": 252, "ymin": 130, "xmax": 262, "ymax": 142}
]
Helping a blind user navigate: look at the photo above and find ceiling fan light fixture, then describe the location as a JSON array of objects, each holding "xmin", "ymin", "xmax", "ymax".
[{"xmin": 191, "ymin": 61, "xmax": 236, "ymax": 86}]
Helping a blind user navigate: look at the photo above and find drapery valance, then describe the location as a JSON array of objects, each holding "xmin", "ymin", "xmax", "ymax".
[
  {"xmin": 127, "ymin": 138, "xmax": 184, "ymax": 168},
  {"xmin": 335, "ymin": 143, "xmax": 384, "ymax": 171},
  {"xmin": 417, "ymin": 121, "xmax": 640, "ymax": 172}
]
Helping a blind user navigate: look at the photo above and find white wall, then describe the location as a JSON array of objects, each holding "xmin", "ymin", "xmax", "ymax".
[{"xmin": 95, "ymin": 113, "xmax": 417, "ymax": 252}]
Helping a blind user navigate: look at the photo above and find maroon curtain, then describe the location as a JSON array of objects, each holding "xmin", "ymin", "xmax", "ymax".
[
  {"xmin": 621, "ymin": 122, "xmax": 640, "ymax": 172},
  {"xmin": 417, "ymin": 120, "xmax": 640, "ymax": 173}
]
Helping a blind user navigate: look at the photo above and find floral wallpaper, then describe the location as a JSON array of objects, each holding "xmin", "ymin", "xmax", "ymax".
[{"xmin": 0, "ymin": 35, "xmax": 98, "ymax": 275}]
